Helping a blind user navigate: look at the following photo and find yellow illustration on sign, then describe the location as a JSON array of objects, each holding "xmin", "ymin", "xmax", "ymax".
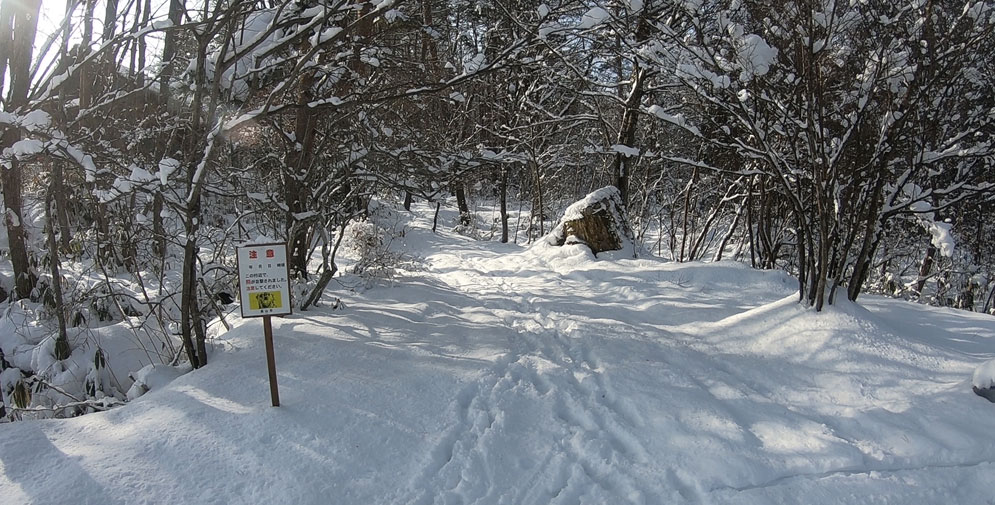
[{"xmin": 249, "ymin": 291, "xmax": 283, "ymax": 310}]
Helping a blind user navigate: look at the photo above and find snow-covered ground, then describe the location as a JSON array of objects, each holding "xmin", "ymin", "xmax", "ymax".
[{"xmin": 2, "ymin": 204, "xmax": 995, "ymax": 504}]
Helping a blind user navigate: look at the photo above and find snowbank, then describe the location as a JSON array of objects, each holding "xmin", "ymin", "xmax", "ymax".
[{"xmin": 973, "ymin": 359, "xmax": 995, "ymax": 389}]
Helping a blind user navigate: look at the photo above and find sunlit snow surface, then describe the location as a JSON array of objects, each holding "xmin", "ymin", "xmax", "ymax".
[{"xmin": 2, "ymin": 203, "xmax": 995, "ymax": 504}]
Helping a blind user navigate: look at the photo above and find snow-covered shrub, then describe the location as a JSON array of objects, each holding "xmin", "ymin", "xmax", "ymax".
[
  {"xmin": 86, "ymin": 286, "xmax": 119, "ymax": 323},
  {"xmin": 342, "ymin": 219, "xmax": 400, "ymax": 282},
  {"xmin": 454, "ymin": 216, "xmax": 483, "ymax": 240},
  {"xmin": 342, "ymin": 220, "xmax": 383, "ymax": 263},
  {"xmin": 876, "ymin": 272, "xmax": 901, "ymax": 298},
  {"xmin": 0, "ymin": 368, "xmax": 28, "ymax": 411},
  {"xmin": 338, "ymin": 203, "xmax": 413, "ymax": 287},
  {"xmin": 0, "ymin": 287, "xmax": 181, "ymax": 421}
]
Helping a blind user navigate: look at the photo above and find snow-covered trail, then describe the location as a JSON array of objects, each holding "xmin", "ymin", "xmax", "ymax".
[
  {"xmin": 420, "ymin": 240, "xmax": 995, "ymax": 504},
  {"xmin": 2, "ymin": 221, "xmax": 995, "ymax": 504}
]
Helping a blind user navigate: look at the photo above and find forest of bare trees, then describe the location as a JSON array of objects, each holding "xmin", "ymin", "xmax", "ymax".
[{"xmin": 1, "ymin": 0, "xmax": 993, "ymax": 416}]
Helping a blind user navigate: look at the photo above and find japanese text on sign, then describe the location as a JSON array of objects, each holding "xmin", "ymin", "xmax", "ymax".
[{"xmin": 236, "ymin": 243, "xmax": 292, "ymax": 317}]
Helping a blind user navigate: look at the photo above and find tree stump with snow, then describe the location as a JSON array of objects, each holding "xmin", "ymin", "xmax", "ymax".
[
  {"xmin": 547, "ymin": 186, "xmax": 635, "ymax": 256},
  {"xmin": 973, "ymin": 386, "xmax": 995, "ymax": 403}
]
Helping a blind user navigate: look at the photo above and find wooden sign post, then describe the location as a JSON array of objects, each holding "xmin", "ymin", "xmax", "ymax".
[
  {"xmin": 236, "ymin": 242, "xmax": 292, "ymax": 407},
  {"xmin": 262, "ymin": 315, "xmax": 280, "ymax": 406}
]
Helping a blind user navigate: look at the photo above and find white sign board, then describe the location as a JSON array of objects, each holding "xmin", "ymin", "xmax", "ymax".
[{"xmin": 236, "ymin": 243, "xmax": 292, "ymax": 317}]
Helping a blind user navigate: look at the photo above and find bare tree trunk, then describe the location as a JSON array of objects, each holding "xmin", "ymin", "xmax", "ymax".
[
  {"xmin": 689, "ymin": 181, "xmax": 739, "ymax": 261},
  {"xmin": 45, "ymin": 191, "xmax": 70, "ymax": 349},
  {"xmin": 180, "ymin": 231, "xmax": 202, "ymax": 368},
  {"xmin": 177, "ymin": 15, "xmax": 218, "ymax": 369},
  {"xmin": 608, "ymin": 7, "xmax": 651, "ymax": 209},
  {"xmin": 159, "ymin": 0, "xmax": 184, "ymax": 108},
  {"xmin": 152, "ymin": 192, "xmax": 165, "ymax": 256},
  {"xmin": 0, "ymin": 5, "xmax": 11, "ymax": 93},
  {"xmin": 845, "ymin": 175, "xmax": 887, "ymax": 302},
  {"xmin": 814, "ymin": 201, "xmax": 830, "ymax": 311},
  {"xmin": 421, "ymin": 0, "xmax": 438, "ymax": 62},
  {"xmin": 454, "ymin": 180, "xmax": 471, "ymax": 227},
  {"xmin": 532, "ymin": 160, "xmax": 544, "ymax": 237},
  {"xmin": 746, "ymin": 177, "xmax": 757, "ymax": 268},
  {"xmin": 102, "ymin": 0, "xmax": 118, "ymax": 40},
  {"xmin": 499, "ymin": 167, "xmax": 509, "ymax": 243},
  {"xmin": 52, "ymin": 162, "xmax": 72, "ymax": 251},
  {"xmin": 610, "ymin": 67, "xmax": 646, "ymax": 209},
  {"xmin": 914, "ymin": 245, "xmax": 937, "ymax": 299},
  {"xmin": 284, "ymin": 69, "xmax": 317, "ymax": 280},
  {"xmin": 301, "ymin": 220, "xmax": 347, "ymax": 311},
  {"xmin": 137, "ymin": 0, "xmax": 151, "ymax": 87},
  {"xmin": 794, "ymin": 209, "xmax": 808, "ymax": 303},
  {"xmin": 0, "ymin": 0, "xmax": 43, "ymax": 300},
  {"xmin": 713, "ymin": 199, "xmax": 744, "ymax": 262},
  {"xmin": 983, "ymin": 283, "xmax": 995, "ymax": 314},
  {"xmin": 679, "ymin": 166, "xmax": 697, "ymax": 262},
  {"xmin": 0, "ymin": 153, "xmax": 34, "ymax": 300},
  {"xmin": 78, "ymin": 0, "xmax": 97, "ymax": 113}
]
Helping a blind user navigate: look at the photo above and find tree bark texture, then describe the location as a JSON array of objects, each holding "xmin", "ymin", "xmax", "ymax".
[
  {"xmin": 499, "ymin": 167, "xmax": 509, "ymax": 243},
  {"xmin": 1, "ymin": 0, "xmax": 42, "ymax": 300}
]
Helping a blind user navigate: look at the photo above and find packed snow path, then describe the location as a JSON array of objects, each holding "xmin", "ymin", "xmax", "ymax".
[
  {"xmin": 3, "ymin": 222, "xmax": 995, "ymax": 504},
  {"xmin": 420, "ymin": 243, "xmax": 995, "ymax": 504}
]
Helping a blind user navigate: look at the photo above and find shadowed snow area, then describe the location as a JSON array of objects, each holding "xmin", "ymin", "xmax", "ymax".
[{"xmin": 3, "ymin": 206, "xmax": 995, "ymax": 504}]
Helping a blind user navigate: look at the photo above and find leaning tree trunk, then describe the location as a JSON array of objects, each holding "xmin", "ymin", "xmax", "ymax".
[
  {"xmin": 301, "ymin": 220, "xmax": 347, "ymax": 311},
  {"xmin": 712, "ymin": 197, "xmax": 745, "ymax": 262},
  {"xmin": 845, "ymin": 171, "xmax": 887, "ymax": 302}
]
